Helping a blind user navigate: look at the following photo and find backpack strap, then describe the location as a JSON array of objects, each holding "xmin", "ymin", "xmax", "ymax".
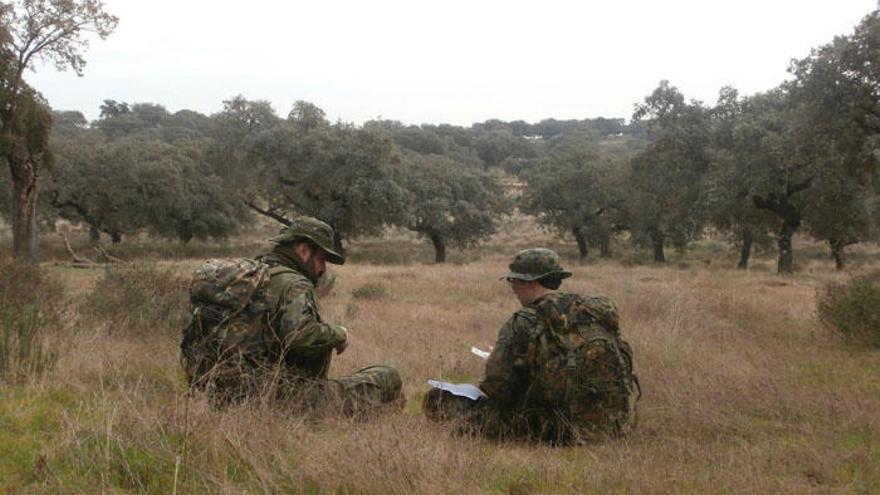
[{"xmin": 204, "ymin": 260, "xmax": 283, "ymax": 347}]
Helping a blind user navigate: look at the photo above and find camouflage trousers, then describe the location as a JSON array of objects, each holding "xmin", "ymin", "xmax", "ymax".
[
  {"xmin": 422, "ymin": 388, "xmax": 620, "ymax": 444},
  {"xmin": 306, "ymin": 365, "xmax": 404, "ymax": 418},
  {"xmin": 192, "ymin": 358, "xmax": 402, "ymax": 418}
]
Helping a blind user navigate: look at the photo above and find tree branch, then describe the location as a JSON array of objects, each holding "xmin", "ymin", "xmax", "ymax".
[
  {"xmin": 786, "ymin": 175, "xmax": 815, "ymax": 197},
  {"xmin": 59, "ymin": 232, "xmax": 94, "ymax": 265},
  {"xmin": 243, "ymin": 200, "xmax": 292, "ymax": 226}
]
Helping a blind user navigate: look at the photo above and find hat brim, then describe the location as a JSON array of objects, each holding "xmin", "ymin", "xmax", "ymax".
[
  {"xmin": 324, "ymin": 250, "xmax": 345, "ymax": 265},
  {"xmin": 501, "ymin": 270, "xmax": 572, "ymax": 281},
  {"xmin": 269, "ymin": 233, "xmax": 346, "ymax": 265}
]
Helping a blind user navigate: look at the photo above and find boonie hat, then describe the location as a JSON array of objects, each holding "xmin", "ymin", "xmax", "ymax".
[
  {"xmin": 269, "ymin": 216, "xmax": 345, "ymax": 265},
  {"xmin": 503, "ymin": 248, "xmax": 571, "ymax": 281}
]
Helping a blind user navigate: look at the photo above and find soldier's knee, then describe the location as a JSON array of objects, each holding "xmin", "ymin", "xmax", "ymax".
[
  {"xmin": 355, "ymin": 364, "xmax": 402, "ymax": 401},
  {"xmin": 378, "ymin": 365, "xmax": 402, "ymax": 400}
]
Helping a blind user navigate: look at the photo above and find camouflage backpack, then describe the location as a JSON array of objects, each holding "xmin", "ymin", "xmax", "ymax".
[
  {"xmin": 525, "ymin": 293, "xmax": 640, "ymax": 439},
  {"xmin": 180, "ymin": 258, "xmax": 278, "ymax": 387}
]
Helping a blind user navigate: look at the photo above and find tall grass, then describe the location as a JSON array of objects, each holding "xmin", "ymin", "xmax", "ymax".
[
  {"xmin": 2, "ymin": 257, "xmax": 879, "ymax": 493},
  {"xmin": 0, "ymin": 257, "xmax": 64, "ymax": 382},
  {"xmin": 80, "ymin": 262, "xmax": 189, "ymax": 337}
]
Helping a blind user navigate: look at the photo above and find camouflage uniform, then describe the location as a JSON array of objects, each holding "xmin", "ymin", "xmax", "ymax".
[
  {"xmin": 423, "ymin": 248, "xmax": 637, "ymax": 444},
  {"xmin": 190, "ymin": 216, "xmax": 402, "ymax": 416}
]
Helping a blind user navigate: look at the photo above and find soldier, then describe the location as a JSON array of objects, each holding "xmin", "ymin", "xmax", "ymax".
[
  {"xmin": 423, "ymin": 248, "xmax": 638, "ymax": 444},
  {"xmin": 183, "ymin": 216, "xmax": 402, "ymax": 417}
]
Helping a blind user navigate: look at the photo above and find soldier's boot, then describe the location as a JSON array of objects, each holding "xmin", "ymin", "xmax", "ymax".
[
  {"xmin": 422, "ymin": 388, "xmax": 493, "ymax": 437},
  {"xmin": 328, "ymin": 364, "xmax": 404, "ymax": 418}
]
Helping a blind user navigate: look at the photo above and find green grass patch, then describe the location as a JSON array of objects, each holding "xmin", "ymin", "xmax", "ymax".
[{"xmin": 0, "ymin": 387, "xmax": 77, "ymax": 490}]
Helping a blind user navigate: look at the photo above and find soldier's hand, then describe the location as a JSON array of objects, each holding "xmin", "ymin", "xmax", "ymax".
[{"xmin": 335, "ymin": 326, "xmax": 349, "ymax": 355}]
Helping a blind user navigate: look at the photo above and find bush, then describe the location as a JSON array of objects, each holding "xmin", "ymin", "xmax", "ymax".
[
  {"xmin": 0, "ymin": 258, "xmax": 64, "ymax": 381},
  {"xmin": 352, "ymin": 282, "xmax": 388, "ymax": 300},
  {"xmin": 817, "ymin": 273, "xmax": 880, "ymax": 347},
  {"xmin": 80, "ymin": 263, "xmax": 189, "ymax": 337}
]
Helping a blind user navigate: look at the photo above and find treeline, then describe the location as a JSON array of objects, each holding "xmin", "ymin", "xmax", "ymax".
[
  {"xmin": 2, "ymin": 6, "xmax": 880, "ymax": 272},
  {"xmin": 2, "ymin": 95, "xmax": 647, "ymax": 263}
]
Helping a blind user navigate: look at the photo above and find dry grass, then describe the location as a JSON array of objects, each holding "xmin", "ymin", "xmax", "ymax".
[{"xmin": 1, "ymin": 247, "xmax": 879, "ymax": 493}]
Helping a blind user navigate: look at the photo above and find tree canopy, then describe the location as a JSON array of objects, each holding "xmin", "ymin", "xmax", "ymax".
[{"xmin": 0, "ymin": 0, "xmax": 117, "ymax": 258}]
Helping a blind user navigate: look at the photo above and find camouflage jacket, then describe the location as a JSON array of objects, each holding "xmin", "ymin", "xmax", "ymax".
[
  {"xmin": 255, "ymin": 251, "xmax": 347, "ymax": 380},
  {"xmin": 478, "ymin": 292, "xmax": 631, "ymax": 439}
]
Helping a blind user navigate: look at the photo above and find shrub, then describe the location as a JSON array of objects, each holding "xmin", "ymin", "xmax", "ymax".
[
  {"xmin": 817, "ymin": 273, "xmax": 880, "ymax": 347},
  {"xmin": 80, "ymin": 263, "xmax": 189, "ymax": 337},
  {"xmin": 352, "ymin": 282, "xmax": 388, "ymax": 300},
  {"xmin": 0, "ymin": 258, "xmax": 64, "ymax": 381}
]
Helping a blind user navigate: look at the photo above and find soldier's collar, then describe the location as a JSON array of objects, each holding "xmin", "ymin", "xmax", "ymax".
[{"xmin": 266, "ymin": 246, "xmax": 314, "ymax": 282}]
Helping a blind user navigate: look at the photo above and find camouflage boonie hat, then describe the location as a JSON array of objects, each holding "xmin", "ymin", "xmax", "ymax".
[
  {"xmin": 269, "ymin": 216, "xmax": 345, "ymax": 265},
  {"xmin": 503, "ymin": 248, "xmax": 572, "ymax": 282}
]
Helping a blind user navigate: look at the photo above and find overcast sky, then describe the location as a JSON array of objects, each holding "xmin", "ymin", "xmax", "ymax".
[{"xmin": 26, "ymin": 0, "xmax": 879, "ymax": 126}]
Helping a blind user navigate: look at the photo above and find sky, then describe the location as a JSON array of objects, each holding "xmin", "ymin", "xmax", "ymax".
[{"xmin": 26, "ymin": 0, "xmax": 880, "ymax": 126}]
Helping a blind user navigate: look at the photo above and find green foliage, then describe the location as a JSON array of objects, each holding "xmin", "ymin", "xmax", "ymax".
[
  {"xmin": 0, "ymin": 258, "xmax": 64, "ymax": 382},
  {"xmin": 473, "ymin": 129, "xmax": 536, "ymax": 170},
  {"xmin": 817, "ymin": 273, "xmax": 880, "ymax": 347},
  {"xmin": 629, "ymin": 81, "xmax": 711, "ymax": 261},
  {"xmin": 247, "ymin": 108, "xmax": 410, "ymax": 248},
  {"xmin": 49, "ymin": 137, "xmax": 246, "ymax": 243},
  {"xmin": 206, "ymin": 95, "xmax": 281, "ymax": 185},
  {"xmin": 365, "ymin": 120, "xmax": 447, "ymax": 155},
  {"xmin": 48, "ymin": 133, "xmax": 149, "ymax": 239},
  {"xmin": 786, "ymin": 11, "xmax": 880, "ymax": 268},
  {"xmin": 94, "ymin": 101, "xmax": 214, "ymax": 141},
  {"xmin": 702, "ymin": 87, "xmax": 777, "ymax": 262},
  {"xmin": 80, "ymin": 263, "xmax": 188, "ymax": 336},
  {"xmin": 399, "ymin": 151, "xmax": 507, "ymax": 262},
  {"xmin": 51, "ymin": 110, "xmax": 88, "ymax": 136},
  {"xmin": 521, "ymin": 137, "xmax": 627, "ymax": 259},
  {"xmin": 287, "ymin": 99, "xmax": 328, "ymax": 132},
  {"xmin": 367, "ymin": 120, "xmax": 484, "ymax": 169},
  {"xmin": 0, "ymin": 0, "xmax": 117, "ymax": 259},
  {"xmin": 139, "ymin": 140, "xmax": 247, "ymax": 243}
]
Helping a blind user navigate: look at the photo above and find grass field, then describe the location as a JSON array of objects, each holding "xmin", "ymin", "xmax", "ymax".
[{"xmin": 1, "ymin": 230, "xmax": 879, "ymax": 494}]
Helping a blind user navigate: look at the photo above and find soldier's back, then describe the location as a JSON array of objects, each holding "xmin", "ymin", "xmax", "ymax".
[{"xmin": 524, "ymin": 292, "xmax": 637, "ymax": 443}]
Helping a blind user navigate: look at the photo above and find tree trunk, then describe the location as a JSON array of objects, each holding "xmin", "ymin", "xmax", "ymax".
[
  {"xmin": 829, "ymin": 238, "xmax": 846, "ymax": 271},
  {"xmin": 10, "ymin": 159, "xmax": 39, "ymax": 260},
  {"xmin": 430, "ymin": 232, "xmax": 446, "ymax": 263},
  {"xmin": 110, "ymin": 231, "xmax": 122, "ymax": 244},
  {"xmin": 572, "ymin": 226, "xmax": 588, "ymax": 261},
  {"xmin": 737, "ymin": 230, "xmax": 753, "ymax": 270},
  {"xmin": 599, "ymin": 233, "xmax": 611, "ymax": 258},
  {"xmin": 651, "ymin": 231, "xmax": 666, "ymax": 263},
  {"xmin": 776, "ymin": 220, "xmax": 798, "ymax": 274},
  {"xmin": 89, "ymin": 225, "xmax": 100, "ymax": 243},
  {"xmin": 753, "ymin": 188, "xmax": 809, "ymax": 275}
]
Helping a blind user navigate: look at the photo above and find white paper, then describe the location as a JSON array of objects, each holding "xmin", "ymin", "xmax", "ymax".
[
  {"xmin": 470, "ymin": 346, "xmax": 491, "ymax": 359},
  {"xmin": 426, "ymin": 380, "xmax": 487, "ymax": 400}
]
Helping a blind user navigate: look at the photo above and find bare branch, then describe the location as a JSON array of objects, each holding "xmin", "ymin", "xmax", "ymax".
[
  {"xmin": 243, "ymin": 200, "xmax": 292, "ymax": 226},
  {"xmin": 59, "ymin": 232, "xmax": 95, "ymax": 264},
  {"xmin": 93, "ymin": 245, "xmax": 125, "ymax": 263}
]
